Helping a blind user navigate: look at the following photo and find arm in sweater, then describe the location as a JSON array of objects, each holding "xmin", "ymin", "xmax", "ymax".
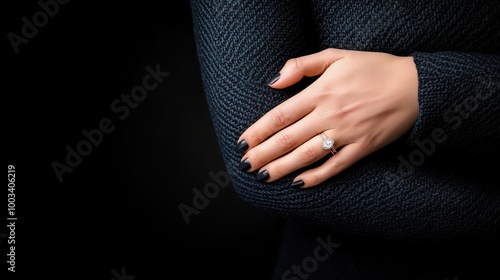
[
  {"xmin": 190, "ymin": 0, "xmax": 500, "ymax": 244},
  {"xmin": 410, "ymin": 52, "xmax": 500, "ymax": 159}
]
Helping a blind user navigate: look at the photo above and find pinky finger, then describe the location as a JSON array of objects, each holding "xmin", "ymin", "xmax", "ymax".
[{"xmin": 291, "ymin": 144, "xmax": 365, "ymax": 189}]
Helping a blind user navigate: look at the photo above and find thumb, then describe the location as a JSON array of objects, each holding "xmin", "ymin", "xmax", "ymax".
[{"xmin": 268, "ymin": 48, "xmax": 345, "ymax": 89}]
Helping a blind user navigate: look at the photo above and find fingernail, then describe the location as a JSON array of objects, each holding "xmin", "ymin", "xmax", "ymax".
[
  {"xmin": 236, "ymin": 139, "xmax": 249, "ymax": 154},
  {"xmin": 291, "ymin": 180, "xmax": 305, "ymax": 188},
  {"xmin": 239, "ymin": 158, "xmax": 251, "ymax": 172},
  {"xmin": 267, "ymin": 73, "xmax": 280, "ymax": 86},
  {"xmin": 257, "ymin": 170, "xmax": 270, "ymax": 182}
]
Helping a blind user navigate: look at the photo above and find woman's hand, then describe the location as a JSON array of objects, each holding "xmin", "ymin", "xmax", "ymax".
[{"xmin": 236, "ymin": 48, "xmax": 419, "ymax": 188}]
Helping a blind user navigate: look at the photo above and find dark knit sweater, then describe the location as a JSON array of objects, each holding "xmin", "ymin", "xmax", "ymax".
[{"xmin": 190, "ymin": 0, "xmax": 500, "ymax": 245}]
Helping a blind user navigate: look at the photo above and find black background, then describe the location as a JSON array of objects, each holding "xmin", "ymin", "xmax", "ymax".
[{"xmin": 4, "ymin": 1, "xmax": 284, "ymax": 279}]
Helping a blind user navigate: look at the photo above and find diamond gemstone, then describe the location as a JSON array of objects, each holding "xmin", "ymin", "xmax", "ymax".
[{"xmin": 322, "ymin": 138, "xmax": 334, "ymax": 150}]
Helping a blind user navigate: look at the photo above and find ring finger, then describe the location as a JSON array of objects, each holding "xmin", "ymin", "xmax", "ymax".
[
  {"xmin": 255, "ymin": 130, "xmax": 342, "ymax": 183},
  {"xmin": 240, "ymin": 112, "xmax": 326, "ymax": 172}
]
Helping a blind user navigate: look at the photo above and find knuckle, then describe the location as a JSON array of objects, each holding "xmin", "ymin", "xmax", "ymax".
[
  {"xmin": 287, "ymin": 57, "xmax": 302, "ymax": 72},
  {"xmin": 269, "ymin": 108, "xmax": 288, "ymax": 129},
  {"xmin": 325, "ymin": 106, "xmax": 347, "ymax": 121},
  {"xmin": 246, "ymin": 127, "xmax": 263, "ymax": 144},
  {"xmin": 324, "ymin": 48, "xmax": 337, "ymax": 58},
  {"xmin": 275, "ymin": 132, "xmax": 296, "ymax": 150},
  {"xmin": 297, "ymin": 145, "xmax": 318, "ymax": 164},
  {"xmin": 329, "ymin": 158, "xmax": 345, "ymax": 173}
]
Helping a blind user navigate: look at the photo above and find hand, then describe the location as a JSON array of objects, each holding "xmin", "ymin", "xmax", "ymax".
[{"xmin": 236, "ymin": 48, "xmax": 419, "ymax": 188}]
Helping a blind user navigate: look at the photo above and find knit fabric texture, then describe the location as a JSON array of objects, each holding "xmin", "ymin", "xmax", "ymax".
[{"xmin": 189, "ymin": 0, "xmax": 500, "ymax": 244}]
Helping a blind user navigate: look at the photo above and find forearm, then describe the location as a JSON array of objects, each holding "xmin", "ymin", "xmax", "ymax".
[{"xmin": 409, "ymin": 52, "xmax": 500, "ymax": 158}]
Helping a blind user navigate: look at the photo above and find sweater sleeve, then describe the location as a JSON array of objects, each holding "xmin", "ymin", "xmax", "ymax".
[{"xmin": 408, "ymin": 52, "xmax": 500, "ymax": 159}]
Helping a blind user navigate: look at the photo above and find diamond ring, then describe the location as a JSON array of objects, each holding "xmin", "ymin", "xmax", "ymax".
[{"xmin": 320, "ymin": 133, "xmax": 337, "ymax": 155}]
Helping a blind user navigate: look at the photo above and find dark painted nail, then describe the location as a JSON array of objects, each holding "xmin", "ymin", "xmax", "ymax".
[
  {"xmin": 257, "ymin": 170, "xmax": 270, "ymax": 182},
  {"xmin": 267, "ymin": 73, "xmax": 280, "ymax": 86},
  {"xmin": 236, "ymin": 139, "xmax": 249, "ymax": 154},
  {"xmin": 239, "ymin": 158, "xmax": 251, "ymax": 172},
  {"xmin": 291, "ymin": 180, "xmax": 305, "ymax": 188}
]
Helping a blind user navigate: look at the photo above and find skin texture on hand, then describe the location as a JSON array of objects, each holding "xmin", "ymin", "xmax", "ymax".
[{"xmin": 237, "ymin": 48, "xmax": 419, "ymax": 188}]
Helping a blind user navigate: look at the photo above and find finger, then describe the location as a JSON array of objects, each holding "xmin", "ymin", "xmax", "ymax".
[
  {"xmin": 291, "ymin": 143, "xmax": 366, "ymax": 188},
  {"xmin": 269, "ymin": 48, "xmax": 345, "ymax": 89},
  {"xmin": 237, "ymin": 92, "xmax": 316, "ymax": 153},
  {"xmin": 255, "ymin": 130, "xmax": 343, "ymax": 182},
  {"xmin": 240, "ymin": 112, "xmax": 328, "ymax": 172}
]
